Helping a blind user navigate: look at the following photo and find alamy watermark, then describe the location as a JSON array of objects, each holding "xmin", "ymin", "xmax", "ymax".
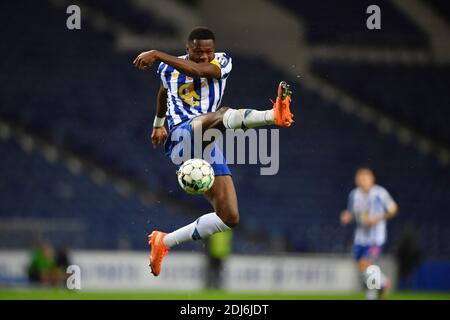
[
  {"xmin": 66, "ymin": 264, "xmax": 81, "ymax": 290},
  {"xmin": 170, "ymin": 120, "xmax": 280, "ymax": 176},
  {"xmin": 366, "ymin": 5, "xmax": 381, "ymax": 30},
  {"xmin": 366, "ymin": 265, "xmax": 381, "ymax": 290},
  {"xmin": 66, "ymin": 5, "xmax": 81, "ymax": 30}
]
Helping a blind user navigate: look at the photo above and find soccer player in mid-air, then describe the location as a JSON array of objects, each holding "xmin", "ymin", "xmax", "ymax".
[
  {"xmin": 133, "ymin": 27, "xmax": 294, "ymax": 276},
  {"xmin": 340, "ymin": 167, "xmax": 398, "ymax": 299}
]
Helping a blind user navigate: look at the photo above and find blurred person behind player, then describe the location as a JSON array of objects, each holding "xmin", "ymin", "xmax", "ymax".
[
  {"xmin": 340, "ymin": 167, "xmax": 398, "ymax": 299},
  {"xmin": 27, "ymin": 242, "xmax": 60, "ymax": 287},
  {"xmin": 206, "ymin": 229, "xmax": 232, "ymax": 289}
]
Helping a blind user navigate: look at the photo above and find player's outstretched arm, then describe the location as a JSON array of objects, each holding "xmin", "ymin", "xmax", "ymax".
[
  {"xmin": 133, "ymin": 50, "xmax": 221, "ymax": 79},
  {"xmin": 151, "ymin": 84, "xmax": 168, "ymax": 148}
]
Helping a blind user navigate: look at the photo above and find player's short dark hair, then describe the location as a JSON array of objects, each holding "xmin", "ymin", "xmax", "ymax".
[
  {"xmin": 356, "ymin": 166, "xmax": 374, "ymax": 175},
  {"xmin": 188, "ymin": 27, "xmax": 215, "ymax": 43}
]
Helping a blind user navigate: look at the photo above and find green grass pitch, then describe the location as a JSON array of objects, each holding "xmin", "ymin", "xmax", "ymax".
[{"xmin": 1, "ymin": 289, "xmax": 449, "ymax": 300}]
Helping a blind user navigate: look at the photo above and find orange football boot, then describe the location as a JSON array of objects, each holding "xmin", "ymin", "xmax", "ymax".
[
  {"xmin": 273, "ymin": 81, "xmax": 294, "ymax": 127},
  {"xmin": 148, "ymin": 231, "xmax": 169, "ymax": 276}
]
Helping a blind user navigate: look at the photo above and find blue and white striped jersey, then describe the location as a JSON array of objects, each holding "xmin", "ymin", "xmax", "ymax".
[
  {"xmin": 347, "ymin": 185, "xmax": 397, "ymax": 246},
  {"xmin": 157, "ymin": 52, "xmax": 232, "ymax": 129}
]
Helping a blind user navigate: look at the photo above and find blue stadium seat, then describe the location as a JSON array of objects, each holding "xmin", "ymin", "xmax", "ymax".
[
  {"xmin": 313, "ymin": 62, "xmax": 450, "ymax": 146},
  {"xmin": 274, "ymin": 0, "xmax": 429, "ymax": 48}
]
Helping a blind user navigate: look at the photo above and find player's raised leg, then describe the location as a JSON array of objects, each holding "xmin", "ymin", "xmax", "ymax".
[
  {"xmin": 191, "ymin": 81, "xmax": 294, "ymax": 134},
  {"xmin": 222, "ymin": 80, "xmax": 293, "ymax": 129}
]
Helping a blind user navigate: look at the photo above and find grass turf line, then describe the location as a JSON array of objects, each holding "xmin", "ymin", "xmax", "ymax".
[{"xmin": 1, "ymin": 290, "xmax": 449, "ymax": 300}]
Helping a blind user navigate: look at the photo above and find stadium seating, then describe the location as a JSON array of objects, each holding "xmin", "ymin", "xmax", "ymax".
[
  {"xmin": 428, "ymin": 0, "xmax": 450, "ymax": 20},
  {"xmin": 76, "ymin": 0, "xmax": 176, "ymax": 35},
  {"xmin": 0, "ymin": 139, "xmax": 197, "ymax": 250},
  {"xmin": 274, "ymin": 0, "xmax": 429, "ymax": 48},
  {"xmin": 226, "ymin": 63, "xmax": 450, "ymax": 257},
  {"xmin": 312, "ymin": 62, "xmax": 450, "ymax": 146}
]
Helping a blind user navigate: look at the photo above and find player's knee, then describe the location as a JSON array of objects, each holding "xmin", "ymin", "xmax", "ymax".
[
  {"xmin": 214, "ymin": 107, "xmax": 227, "ymax": 121},
  {"xmin": 199, "ymin": 107, "xmax": 229, "ymax": 131},
  {"xmin": 220, "ymin": 209, "xmax": 239, "ymax": 228}
]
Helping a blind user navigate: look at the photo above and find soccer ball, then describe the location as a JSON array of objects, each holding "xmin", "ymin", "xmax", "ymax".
[{"xmin": 177, "ymin": 159, "xmax": 215, "ymax": 195}]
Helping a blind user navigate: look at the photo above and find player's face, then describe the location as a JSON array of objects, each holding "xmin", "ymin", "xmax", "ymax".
[
  {"xmin": 355, "ymin": 169, "xmax": 375, "ymax": 192},
  {"xmin": 187, "ymin": 39, "xmax": 215, "ymax": 63}
]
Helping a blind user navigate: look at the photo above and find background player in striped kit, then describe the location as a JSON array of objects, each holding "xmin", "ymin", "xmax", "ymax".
[
  {"xmin": 340, "ymin": 167, "xmax": 398, "ymax": 299},
  {"xmin": 133, "ymin": 27, "xmax": 294, "ymax": 276}
]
